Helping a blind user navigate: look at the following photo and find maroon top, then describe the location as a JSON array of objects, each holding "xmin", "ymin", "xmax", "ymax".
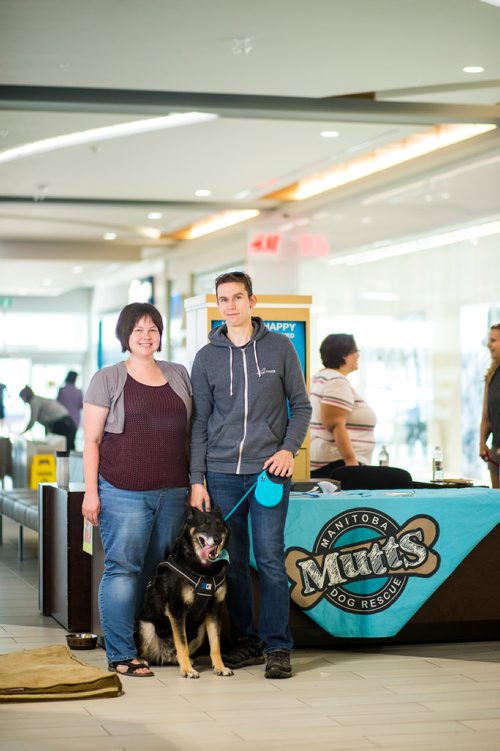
[{"xmin": 99, "ymin": 375, "xmax": 188, "ymax": 490}]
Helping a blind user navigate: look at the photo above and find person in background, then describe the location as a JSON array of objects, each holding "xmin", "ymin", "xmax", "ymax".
[
  {"xmin": 480, "ymin": 323, "xmax": 500, "ymax": 489},
  {"xmin": 310, "ymin": 333, "xmax": 377, "ymax": 477},
  {"xmin": 81, "ymin": 302, "xmax": 192, "ymax": 677},
  {"xmin": 19, "ymin": 386, "xmax": 77, "ymax": 450},
  {"xmin": 190, "ymin": 271, "xmax": 311, "ymax": 680},
  {"xmin": 57, "ymin": 371, "xmax": 83, "ymax": 430},
  {"xmin": 0, "ymin": 382, "xmax": 6, "ymax": 426}
]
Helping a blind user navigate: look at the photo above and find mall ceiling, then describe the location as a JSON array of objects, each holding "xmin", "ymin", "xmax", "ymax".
[{"xmin": 0, "ymin": 0, "xmax": 500, "ymax": 296}]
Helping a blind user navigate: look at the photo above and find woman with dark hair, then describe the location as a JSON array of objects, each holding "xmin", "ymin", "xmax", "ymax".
[
  {"xmin": 480, "ymin": 323, "xmax": 500, "ymax": 489},
  {"xmin": 82, "ymin": 302, "xmax": 192, "ymax": 677},
  {"xmin": 310, "ymin": 333, "xmax": 377, "ymax": 477}
]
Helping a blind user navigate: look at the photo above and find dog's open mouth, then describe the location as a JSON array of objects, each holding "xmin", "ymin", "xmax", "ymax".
[{"xmin": 197, "ymin": 535, "xmax": 222, "ymax": 563}]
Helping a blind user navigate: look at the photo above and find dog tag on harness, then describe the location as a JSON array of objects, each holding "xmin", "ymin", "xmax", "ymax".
[{"xmin": 254, "ymin": 470, "xmax": 287, "ymax": 508}]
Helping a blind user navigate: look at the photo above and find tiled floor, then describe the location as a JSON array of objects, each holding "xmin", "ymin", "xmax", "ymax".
[{"xmin": 1, "ymin": 518, "xmax": 500, "ymax": 750}]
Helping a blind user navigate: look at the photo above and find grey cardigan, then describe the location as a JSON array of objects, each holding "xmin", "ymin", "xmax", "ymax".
[{"xmin": 84, "ymin": 360, "xmax": 192, "ymax": 433}]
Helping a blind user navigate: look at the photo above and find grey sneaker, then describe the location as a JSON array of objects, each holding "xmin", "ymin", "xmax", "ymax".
[
  {"xmin": 222, "ymin": 637, "xmax": 265, "ymax": 669},
  {"xmin": 265, "ymin": 649, "xmax": 292, "ymax": 679}
]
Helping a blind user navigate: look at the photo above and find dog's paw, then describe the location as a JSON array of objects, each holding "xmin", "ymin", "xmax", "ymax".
[
  {"xmin": 182, "ymin": 668, "xmax": 200, "ymax": 679},
  {"xmin": 214, "ymin": 667, "xmax": 234, "ymax": 677}
]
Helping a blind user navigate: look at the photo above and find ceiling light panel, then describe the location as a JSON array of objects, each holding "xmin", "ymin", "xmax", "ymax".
[
  {"xmin": 267, "ymin": 124, "xmax": 496, "ymax": 201},
  {"xmin": 0, "ymin": 113, "xmax": 218, "ymax": 165},
  {"xmin": 169, "ymin": 210, "xmax": 259, "ymax": 240},
  {"xmin": 329, "ymin": 218, "xmax": 500, "ymax": 266}
]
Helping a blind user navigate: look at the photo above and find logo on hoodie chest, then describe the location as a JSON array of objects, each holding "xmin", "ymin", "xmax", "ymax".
[{"xmin": 257, "ymin": 367, "xmax": 277, "ymax": 376}]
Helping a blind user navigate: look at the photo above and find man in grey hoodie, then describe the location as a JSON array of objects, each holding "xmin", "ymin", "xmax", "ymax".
[{"xmin": 190, "ymin": 271, "xmax": 311, "ymax": 679}]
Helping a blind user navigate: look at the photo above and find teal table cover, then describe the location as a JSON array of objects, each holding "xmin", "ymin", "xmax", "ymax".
[{"xmin": 269, "ymin": 487, "xmax": 500, "ymax": 638}]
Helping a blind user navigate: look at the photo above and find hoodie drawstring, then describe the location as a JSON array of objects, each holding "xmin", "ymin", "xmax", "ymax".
[
  {"xmin": 230, "ymin": 341, "xmax": 261, "ymax": 393},
  {"xmin": 253, "ymin": 340, "xmax": 262, "ymax": 378},
  {"xmin": 229, "ymin": 346, "xmax": 234, "ymax": 396}
]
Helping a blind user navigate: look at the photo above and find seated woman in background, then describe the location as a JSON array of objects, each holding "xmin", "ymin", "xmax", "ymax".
[
  {"xmin": 310, "ymin": 333, "xmax": 377, "ymax": 477},
  {"xmin": 480, "ymin": 323, "xmax": 500, "ymax": 489}
]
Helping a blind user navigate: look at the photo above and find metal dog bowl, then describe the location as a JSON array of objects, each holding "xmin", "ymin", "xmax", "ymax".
[{"xmin": 66, "ymin": 632, "xmax": 98, "ymax": 650}]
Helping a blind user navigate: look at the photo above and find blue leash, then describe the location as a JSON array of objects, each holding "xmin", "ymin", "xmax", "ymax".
[{"xmin": 223, "ymin": 481, "xmax": 258, "ymax": 521}]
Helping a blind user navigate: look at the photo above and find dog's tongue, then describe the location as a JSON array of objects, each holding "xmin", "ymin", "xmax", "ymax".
[
  {"xmin": 199, "ymin": 542, "xmax": 230, "ymax": 565},
  {"xmin": 200, "ymin": 543, "xmax": 218, "ymax": 561}
]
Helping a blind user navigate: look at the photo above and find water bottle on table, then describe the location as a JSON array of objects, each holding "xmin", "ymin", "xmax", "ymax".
[
  {"xmin": 432, "ymin": 445, "xmax": 444, "ymax": 481},
  {"xmin": 378, "ymin": 445, "xmax": 390, "ymax": 466}
]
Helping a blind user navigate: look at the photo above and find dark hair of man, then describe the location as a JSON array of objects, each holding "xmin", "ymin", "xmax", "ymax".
[
  {"xmin": 115, "ymin": 302, "xmax": 164, "ymax": 353},
  {"xmin": 65, "ymin": 371, "xmax": 78, "ymax": 384},
  {"xmin": 320, "ymin": 333, "xmax": 357, "ymax": 369},
  {"xmin": 215, "ymin": 271, "xmax": 253, "ymax": 298}
]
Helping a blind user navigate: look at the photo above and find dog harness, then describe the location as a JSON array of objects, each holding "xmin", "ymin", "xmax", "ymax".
[{"xmin": 163, "ymin": 556, "xmax": 226, "ymax": 598}]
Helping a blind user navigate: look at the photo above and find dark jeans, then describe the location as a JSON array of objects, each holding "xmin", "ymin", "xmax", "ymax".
[
  {"xmin": 50, "ymin": 415, "xmax": 77, "ymax": 450},
  {"xmin": 206, "ymin": 470, "xmax": 293, "ymax": 652}
]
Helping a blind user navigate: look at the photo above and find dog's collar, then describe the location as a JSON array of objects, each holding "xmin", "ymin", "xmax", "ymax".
[{"xmin": 164, "ymin": 556, "xmax": 226, "ymax": 597}]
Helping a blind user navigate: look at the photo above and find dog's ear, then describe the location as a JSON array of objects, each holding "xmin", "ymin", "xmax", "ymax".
[
  {"xmin": 211, "ymin": 505, "xmax": 225, "ymax": 521},
  {"xmin": 187, "ymin": 505, "xmax": 202, "ymax": 522}
]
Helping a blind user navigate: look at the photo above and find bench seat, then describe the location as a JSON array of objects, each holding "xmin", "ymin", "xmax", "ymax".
[{"xmin": 0, "ymin": 489, "xmax": 39, "ymax": 558}]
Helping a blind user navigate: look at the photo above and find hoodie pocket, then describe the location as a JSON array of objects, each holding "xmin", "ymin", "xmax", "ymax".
[
  {"xmin": 207, "ymin": 422, "xmax": 244, "ymax": 462},
  {"xmin": 239, "ymin": 420, "xmax": 281, "ymax": 461}
]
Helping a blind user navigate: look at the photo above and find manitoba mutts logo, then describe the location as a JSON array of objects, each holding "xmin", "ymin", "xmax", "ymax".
[{"xmin": 285, "ymin": 508, "xmax": 440, "ymax": 615}]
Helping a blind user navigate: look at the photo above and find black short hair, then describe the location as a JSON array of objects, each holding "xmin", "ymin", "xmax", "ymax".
[
  {"xmin": 19, "ymin": 385, "xmax": 34, "ymax": 402},
  {"xmin": 215, "ymin": 271, "xmax": 253, "ymax": 298},
  {"xmin": 65, "ymin": 371, "xmax": 78, "ymax": 384},
  {"xmin": 115, "ymin": 303, "xmax": 164, "ymax": 353},
  {"xmin": 320, "ymin": 334, "xmax": 357, "ymax": 369}
]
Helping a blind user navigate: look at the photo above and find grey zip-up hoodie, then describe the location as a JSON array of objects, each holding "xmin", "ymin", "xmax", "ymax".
[{"xmin": 190, "ymin": 317, "xmax": 312, "ymax": 483}]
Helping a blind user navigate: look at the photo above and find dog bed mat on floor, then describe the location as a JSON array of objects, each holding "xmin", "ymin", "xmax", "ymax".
[{"xmin": 0, "ymin": 645, "xmax": 122, "ymax": 701}]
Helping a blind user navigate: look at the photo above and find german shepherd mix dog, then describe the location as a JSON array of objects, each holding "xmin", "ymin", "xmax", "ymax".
[{"xmin": 136, "ymin": 506, "xmax": 233, "ymax": 679}]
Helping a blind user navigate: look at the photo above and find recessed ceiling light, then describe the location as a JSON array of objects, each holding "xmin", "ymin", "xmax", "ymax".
[
  {"xmin": 147, "ymin": 211, "xmax": 163, "ymax": 220},
  {"xmin": 463, "ymin": 66, "xmax": 484, "ymax": 73},
  {"xmin": 321, "ymin": 130, "xmax": 339, "ymax": 138},
  {"xmin": 103, "ymin": 232, "xmax": 117, "ymax": 241},
  {"xmin": 41, "ymin": 278, "xmax": 53, "ymax": 286},
  {"xmin": 195, "ymin": 189, "xmax": 212, "ymax": 197},
  {"xmin": 71, "ymin": 265, "xmax": 84, "ymax": 274}
]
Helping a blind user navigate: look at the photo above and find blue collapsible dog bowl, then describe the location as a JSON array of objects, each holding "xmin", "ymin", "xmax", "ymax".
[{"xmin": 254, "ymin": 469, "xmax": 288, "ymax": 508}]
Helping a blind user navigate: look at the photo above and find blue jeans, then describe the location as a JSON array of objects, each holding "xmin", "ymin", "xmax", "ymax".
[
  {"xmin": 97, "ymin": 476, "xmax": 187, "ymax": 664},
  {"xmin": 206, "ymin": 471, "xmax": 293, "ymax": 652}
]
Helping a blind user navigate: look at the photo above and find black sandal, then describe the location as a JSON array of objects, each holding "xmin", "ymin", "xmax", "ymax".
[{"xmin": 108, "ymin": 659, "xmax": 155, "ymax": 677}]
